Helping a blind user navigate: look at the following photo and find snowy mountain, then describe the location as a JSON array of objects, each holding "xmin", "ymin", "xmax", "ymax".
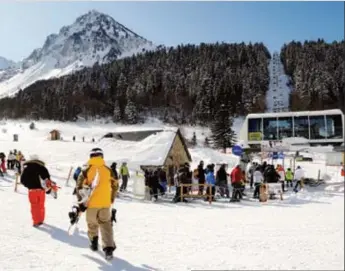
[
  {"xmin": 0, "ymin": 56, "xmax": 17, "ymax": 70},
  {"xmin": 0, "ymin": 9, "xmax": 156, "ymax": 98}
]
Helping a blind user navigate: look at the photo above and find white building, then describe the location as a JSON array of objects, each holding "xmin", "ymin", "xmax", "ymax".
[{"xmin": 239, "ymin": 109, "xmax": 344, "ymax": 148}]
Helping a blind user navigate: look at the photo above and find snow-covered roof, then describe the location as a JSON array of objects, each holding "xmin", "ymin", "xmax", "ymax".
[
  {"xmin": 102, "ymin": 128, "xmax": 191, "ymax": 169},
  {"xmin": 247, "ymin": 109, "xmax": 343, "ymax": 119}
]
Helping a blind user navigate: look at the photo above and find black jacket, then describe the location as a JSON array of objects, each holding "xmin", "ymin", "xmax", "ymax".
[
  {"xmin": 198, "ymin": 164, "xmax": 205, "ymax": 181},
  {"xmin": 110, "ymin": 163, "xmax": 118, "ymax": 180},
  {"xmin": 148, "ymin": 171, "xmax": 160, "ymax": 188},
  {"xmin": 20, "ymin": 160, "xmax": 50, "ymax": 190},
  {"xmin": 264, "ymin": 167, "xmax": 280, "ymax": 183},
  {"xmin": 216, "ymin": 167, "xmax": 228, "ymax": 185}
]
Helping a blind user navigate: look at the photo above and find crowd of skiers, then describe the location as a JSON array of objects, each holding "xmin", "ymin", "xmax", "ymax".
[
  {"xmin": 0, "ymin": 149, "xmax": 25, "ymax": 176},
  {"xmin": 247, "ymin": 161, "xmax": 305, "ymax": 196},
  {"xmin": 1, "ymin": 145, "xmax": 308, "ymax": 260},
  {"xmin": 141, "ymin": 159, "xmax": 307, "ymax": 203}
]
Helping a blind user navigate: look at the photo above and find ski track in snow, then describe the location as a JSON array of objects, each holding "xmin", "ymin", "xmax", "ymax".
[
  {"xmin": 0, "ymin": 120, "xmax": 344, "ymax": 270},
  {"xmin": 265, "ymin": 52, "xmax": 292, "ymax": 113}
]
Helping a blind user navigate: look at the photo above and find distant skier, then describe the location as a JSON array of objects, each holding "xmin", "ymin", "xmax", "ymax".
[
  {"xmin": 0, "ymin": 152, "xmax": 6, "ymax": 174},
  {"xmin": 285, "ymin": 168, "xmax": 294, "ymax": 188},
  {"xmin": 216, "ymin": 164, "xmax": 229, "ymax": 198},
  {"xmin": 20, "ymin": 155, "xmax": 58, "ymax": 227},
  {"xmin": 197, "ymin": 161, "xmax": 205, "ymax": 195},
  {"xmin": 293, "ymin": 166, "xmax": 305, "ymax": 193},
  {"xmin": 119, "ymin": 162, "xmax": 130, "ymax": 192},
  {"xmin": 253, "ymin": 165, "xmax": 264, "ymax": 199},
  {"xmin": 75, "ymin": 147, "xmax": 118, "ymax": 260},
  {"xmin": 110, "ymin": 162, "xmax": 119, "ymax": 180},
  {"xmin": 72, "ymin": 166, "xmax": 82, "ymax": 195}
]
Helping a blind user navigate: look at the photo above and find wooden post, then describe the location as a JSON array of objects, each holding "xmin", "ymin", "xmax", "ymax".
[
  {"xmin": 14, "ymin": 174, "xmax": 19, "ymax": 192},
  {"xmin": 65, "ymin": 166, "xmax": 73, "ymax": 186},
  {"xmin": 317, "ymin": 169, "xmax": 320, "ymax": 182}
]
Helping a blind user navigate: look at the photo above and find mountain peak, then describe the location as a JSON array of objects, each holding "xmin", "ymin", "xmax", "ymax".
[
  {"xmin": 0, "ymin": 56, "xmax": 17, "ymax": 70},
  {"xmin": 20, "ymin": 9, "xmax": 154, "ymax": 69},
  {"xmin": 0, "ymin": 10, "xmax": 156, "ymax": 98}
]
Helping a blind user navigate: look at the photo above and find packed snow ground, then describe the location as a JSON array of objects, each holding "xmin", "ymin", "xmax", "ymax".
[{"xmin": 0, "ymin": 120, "xmax": 344, "ymax": 270}]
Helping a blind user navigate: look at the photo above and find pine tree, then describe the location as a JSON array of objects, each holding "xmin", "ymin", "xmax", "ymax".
[
  {"xmin": 210, "ymin": 105, "xmax": 236, "ymax": 152},
  {"xmin": 125, "ymin": 99, "xmax": 138, "ymax": 124},
  {"xmin": 113, "ymin": 100, "xmax": 121, "ymax": 123}
]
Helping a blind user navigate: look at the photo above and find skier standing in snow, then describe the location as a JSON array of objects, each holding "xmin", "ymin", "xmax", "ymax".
[
  {"xmin": 76, "ymin": 148, "xmax": 118, "ymax": 259},
  {"xmin": 119, "ymin": 162, "xmax": 130, "ymax": 192},
  {"xmin": 72, "ymin": 166, "xmax": 82, "ymax": 195},
  {"xmin": 253, "ymin": 165, "xmax": 264, "ymax": 199},
  {"xmin": 293, "ymin": 166, "xmax": 305, "ymax": 193},
  {"xmin": 216, "ymin": 164, "xmax": 229, "ymax": 198},
  {"xmin": 285, "ymin": 168, "xmax": 294, "ymax": 188},
  {"xmin": 20, "ymin": 155, "xmax": 56, "ymax": 227},
  {"xmin": 230, "ymin": 164, "xmax": 243, "ymax": 202},
  {"xmin": 197, "ymin": 161, "xmax": 205, "ymax": 195},
  {"xmin": 205, "ymin": 164, "xmax": 216, "ymax": 201},
  {"xmin": 110, "ymin": 162, "xmax": 119, "ymax": 180}
]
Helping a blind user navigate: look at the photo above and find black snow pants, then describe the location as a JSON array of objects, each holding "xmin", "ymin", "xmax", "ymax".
[{"xmin": 120, "ymin": 175, "xmax": 128, "ymax": 191}]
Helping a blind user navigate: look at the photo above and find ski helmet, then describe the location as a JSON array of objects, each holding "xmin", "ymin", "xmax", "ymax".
[{"xmin": 90, "ymin": 148, "xmax": 104, "ymax": 158}]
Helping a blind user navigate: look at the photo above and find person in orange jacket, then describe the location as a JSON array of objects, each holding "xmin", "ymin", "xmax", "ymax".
[{"xmin": 76, "ymin": 148, "xmax": 118, "ymax": 260}]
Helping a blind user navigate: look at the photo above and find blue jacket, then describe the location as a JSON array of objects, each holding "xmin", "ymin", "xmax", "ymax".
[{"xmin": 206, "ymin": 172, "xmax": 216, "ymax": 186}]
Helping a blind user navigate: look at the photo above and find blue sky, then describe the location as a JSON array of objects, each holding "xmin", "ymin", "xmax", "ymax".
[{"xmin": 0, "ymin": 1, "xmax": 343, "ymax": 61}]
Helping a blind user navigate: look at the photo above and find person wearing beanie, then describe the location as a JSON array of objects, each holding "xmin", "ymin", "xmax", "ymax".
[{"xmin": 75, "ymin": 147, "xmax": 118, "ymax": 260}]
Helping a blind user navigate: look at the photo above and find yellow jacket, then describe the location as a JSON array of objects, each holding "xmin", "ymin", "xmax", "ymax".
[{"xmin": 76, "ymin": 157, "xmax": 118, "ymax": 208}]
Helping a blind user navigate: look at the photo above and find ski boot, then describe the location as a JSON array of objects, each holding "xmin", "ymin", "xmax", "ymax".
[
  {"xmin": 103, "ymin": 246, "xmax": 115, "ymax": 260},
  {"xmin": 90, "ymin": 236, "xmax": 99, "ymax": 251}
]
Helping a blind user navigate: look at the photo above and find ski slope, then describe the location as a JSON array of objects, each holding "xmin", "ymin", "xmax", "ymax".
[
  {"xmin": 265, "ymin": 52, "xmax": 292, "ymax": 113},
  {"xmin": 0, "ymin": 120, "xmax": 344, "ymax": 270}
]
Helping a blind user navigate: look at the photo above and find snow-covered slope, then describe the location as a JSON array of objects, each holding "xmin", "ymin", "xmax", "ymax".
[
  {"xmin": 265, "ymin": 52, "xmax": 292, "ymax": 112},
  {"xmin": 0, "ymin": 10, "xmax": 156, "ymax": 98},
  {"xmin": 0, "ymin": 120, "xmax": 343, "ymax": 270}
]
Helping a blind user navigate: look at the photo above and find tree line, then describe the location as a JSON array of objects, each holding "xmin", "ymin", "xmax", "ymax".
[
  {"xmin": 280, "ymin": 39, "xmax": 344, "ymax": 113},
  {"xmin": 0, "ymin": 42, "xmax": 271, "ymax": 149}
]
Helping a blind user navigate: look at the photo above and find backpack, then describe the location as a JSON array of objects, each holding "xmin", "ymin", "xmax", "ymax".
[{"xmin": 73, "ymin": 167, "xmax": 82, "ymax": 181}]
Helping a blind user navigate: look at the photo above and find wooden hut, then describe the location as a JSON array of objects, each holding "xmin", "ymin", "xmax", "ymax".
[
  {"xmin": 140, "ymin": 129, "xmax": 192, "ymax": 185},
  {"xmin": 49, "ymin": 129, "xmax": 61, "ymax": 141}
]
